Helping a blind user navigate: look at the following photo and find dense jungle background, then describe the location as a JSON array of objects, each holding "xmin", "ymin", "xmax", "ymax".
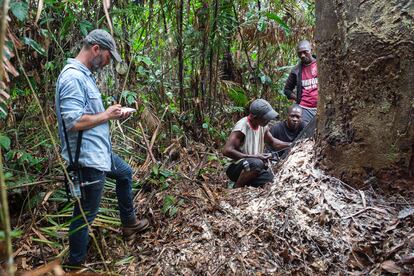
[{"xmin": 0, "ymin": 0, "xmax": 413, "ymax": 275}]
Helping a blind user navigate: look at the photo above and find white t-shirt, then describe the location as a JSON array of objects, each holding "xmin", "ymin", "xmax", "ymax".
[{"xmin": 232, "ymin": 117, "xmax": 266, "ymax": 155}]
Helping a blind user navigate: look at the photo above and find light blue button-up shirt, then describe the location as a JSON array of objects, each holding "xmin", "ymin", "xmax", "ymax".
[{"xmin": 55, "ymin": 58, "xmax": 112, "ymax": 171}]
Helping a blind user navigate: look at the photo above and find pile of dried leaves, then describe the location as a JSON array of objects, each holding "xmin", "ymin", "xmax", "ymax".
[{"xmin": 129, "ymin": 140, "xmax": 414, "ymax": 275}]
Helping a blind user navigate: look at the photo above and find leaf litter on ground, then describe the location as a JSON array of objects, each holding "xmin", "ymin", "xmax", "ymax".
[{"xmin": 13, "ymin": 140, "xmax": 414, "ymax": 275}]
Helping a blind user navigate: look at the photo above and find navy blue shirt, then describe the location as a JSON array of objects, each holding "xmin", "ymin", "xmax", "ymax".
[
  {"xmin": 268, "ymin": 121, "xmax": 305, "ymax": 156},
  {"xmin": 270, "ymin": 121, "xmax": 305, "ymax": 143}
]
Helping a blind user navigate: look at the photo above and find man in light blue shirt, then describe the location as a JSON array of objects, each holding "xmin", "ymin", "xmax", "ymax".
[{"xmin": 56, "ymin": 29, "xmax": 148, "ymax": 267}]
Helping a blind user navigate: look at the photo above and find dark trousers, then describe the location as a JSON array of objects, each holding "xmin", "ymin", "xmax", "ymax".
[
  {"xmin": 300, "ymin": 106, "xmax": 317, "ymax": 125},
  {"xmin": 226, "ymin": 158, "xmax": 274, "ymax": 187},
  {"xmin": 68, "ymin": 153, "xmax": 136, "ymax": 264}
]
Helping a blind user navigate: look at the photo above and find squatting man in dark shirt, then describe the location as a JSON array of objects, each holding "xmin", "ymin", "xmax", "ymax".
[
  {"xmin": 223, "ymin": 99, "xmax": 291, "ymax": 188},
  {"xmin": 268, "ymin": 105, "xmax": 305, "ymax": 158}
]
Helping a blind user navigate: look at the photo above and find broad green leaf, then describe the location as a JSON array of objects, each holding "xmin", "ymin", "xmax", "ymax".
[
  {"xmin": 137, "ymin": 55, "xmax": 153, "ymax": 66},
  {"xmin": 265, "ymin": 12, "xmax": 290, "ymax": 34},
  {"xmin": 79, "ymin": 20, "xmax": 94, "ymax": 37},
  {"xmin": 23, "ymin": 37, "xmax": 46, "ymax": 56},
  {"xmin": 162, "ymin": 195, "xmax": 178, "ymax": 217},
  {"xmin": 0, "ymin": 134, "xmax": 11, "ymax": 151},
  {"xmin": 10, "ymin": 1, "xmax": 29, "ymax": 22},
  {"xmin": 151, "ymin": 164, "xmax": 159, "ymax": 176},
  {"xmin": 121, "ymin": 90, "xmax": 137, "ymax": 105}
]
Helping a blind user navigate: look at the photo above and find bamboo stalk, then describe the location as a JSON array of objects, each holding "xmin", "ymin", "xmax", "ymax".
[
  {"xmin": 176, "ymin": 0, "xmax": 184, "ymax": 111},
  {"xmin": 0, "ymin": 149, "xmax": 14, "ymax": 275},
  {"xmin": 0, "ymin": 0, "xmax": 15, "ymax": 274}
]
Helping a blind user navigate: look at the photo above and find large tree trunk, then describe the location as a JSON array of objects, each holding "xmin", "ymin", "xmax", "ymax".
[{"xmin": 315, "ymin": 0, "xmax": 414, "ymax": 188}]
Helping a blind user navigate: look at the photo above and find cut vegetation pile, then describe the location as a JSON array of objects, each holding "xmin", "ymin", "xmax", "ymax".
[{"xmin": 134, "ymin": 140, "xmax": 414, "ymax": 275}]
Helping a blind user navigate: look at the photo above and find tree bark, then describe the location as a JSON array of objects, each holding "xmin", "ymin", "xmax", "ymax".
[
  {"xmin": 207, "ymin": 0, "xmax": 219, "ymax": 113},
  {"xmin": 176, "ymin": 0, "xmax": 185, "ymax": 111},
  {"xmin": 315, "ymin": 0, "xmax": 414, "ymax": 188}
]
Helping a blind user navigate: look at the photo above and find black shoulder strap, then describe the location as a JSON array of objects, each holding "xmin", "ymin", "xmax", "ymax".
[
  {"xmin": 58, "ymin": 63, "xmax": 84, "ymax": 201},
  {"xmin": 297, "ymin": 64, "xmax": 303, "ymax": 104},
  {"xmin": 61, "ymin": 119, "xmax": 83, "ymax": 168},
  {"xmin": 58, "ymin": 64, "xmax": 84, "ymax": 168},
  {"xmin": 61, "ymin": 119, "xmax": 83, "ymax": 202},
  {"xmin": 73, "ymin": 128, "xmax": 83, "ymax": 169}
]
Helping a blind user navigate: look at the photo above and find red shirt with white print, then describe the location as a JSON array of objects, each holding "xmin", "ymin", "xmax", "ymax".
[{"xmin": 300, "ymin": 61, "xmax": 318, "ymax": 108}]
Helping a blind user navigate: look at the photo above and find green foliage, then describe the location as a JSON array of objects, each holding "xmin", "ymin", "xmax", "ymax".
[
  {"xmin": 148, "ymin": 164, "xmax": 175, "ymax": 190},
  {"xmin": 6, "ymin": 150, "xmax": 45, "ymax": 172},
  {"xmin": 387, "ymin": 144, "xmax": 398, "ymax": 161},
  {"xmin": 59, "ymin": 10, "xmax": 75, "ymax": 39},
  {"xmin": 266, "ymin": 12, "xmax": 290, "ymax": 34},
  {"xmin": 171, "ymin": 124, "xmax": 183, "ymax": 136},
  {"xmin": 162, "ymin": 195, "xmax": 183, "ymax": 217},
  {"xmin": 10, "ymin": 0, "xmax": 28, "ymax": 22},
  {"xmin": 23, "ymin": 37, "xmax": 47, "ymax": 56},
  {"xmin": 259, "ymin": 71, "xmax": 272, "ymax": 85},
  {"xmin": 79, "ymin": 20, "xmax": 94, "ymax": 36},
  {"xmin": 121, "ymin": 90, "xmax": 138, "ymax": 105},
  {"xmin": 26, "ymin": 191, "xmax": 44, "ymax": 209},
  {"xmin": 227, "ymin": 87, "xmax": 248, "ymax": 107},
  {"xmin": 0, "ymin": 134, "xmax": 11, "ymax": 151},
  {"xmin": 0, "ymin": 229, "xmax": 23, "ymax": 240},
  {"xmin": 136, "ymin": 55, "xmax": 153, "ymax": 66}
]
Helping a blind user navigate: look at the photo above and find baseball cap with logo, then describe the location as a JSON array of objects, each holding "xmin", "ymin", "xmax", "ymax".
[
  {"xmin": 249, "ymin": 99, "xmax": 279, "ymax": 121},
  {"xmin": 84, "ymin": 29, "xmax": 122, "ymax": 63}
]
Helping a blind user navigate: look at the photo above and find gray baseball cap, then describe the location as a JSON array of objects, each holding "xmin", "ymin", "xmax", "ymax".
[
  {"xmin": 84, "ymin": 29, "xmax": 122, "ymax": 63},
  {"xmin": 250, "ymin": 99, "xmax": 279, "ymax": 120}
]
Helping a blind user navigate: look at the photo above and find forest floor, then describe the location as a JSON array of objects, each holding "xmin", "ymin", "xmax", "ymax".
[{"xmin": 11, "ymin": 139, "xmax": 414, "ymax": 275}]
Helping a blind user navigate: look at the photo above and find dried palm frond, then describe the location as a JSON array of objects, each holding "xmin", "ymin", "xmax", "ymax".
[
  {"xmin": 140, "ymin": 104, "xmax": 160, "ymax": 133},
  {"xmin": 0, "ymin": 29, "xmax": 20, "ymax": 116}
]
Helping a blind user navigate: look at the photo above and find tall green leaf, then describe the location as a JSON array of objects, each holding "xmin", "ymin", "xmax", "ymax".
[
  {"xmin": 23, "ymin": 37, "xmax": 47, "ymax": 56},
  {"xmin": 265, "ymin": 12, "xmax": 290, "ymax": 34},
  {"xmin": 10, "ymin": 0, "xmax": 28, "ymax": 22}
]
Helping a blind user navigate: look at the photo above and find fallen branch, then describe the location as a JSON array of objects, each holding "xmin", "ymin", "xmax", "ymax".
[
  {"xmin": 138, "ymin": 122, "xmax": 157, "ymax": 164},
  {"xmin": 342, "ymin": 206, "xmax": 388, "ymax": 220}
]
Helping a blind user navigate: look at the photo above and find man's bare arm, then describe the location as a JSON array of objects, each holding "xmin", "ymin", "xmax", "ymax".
[
  {"xmin": 223, "ymin": 131, "xmax": 271, "ymax": 161},
  {"xmin": 264, "ymin": 129, "xmax": 291, "ymax": 150}
]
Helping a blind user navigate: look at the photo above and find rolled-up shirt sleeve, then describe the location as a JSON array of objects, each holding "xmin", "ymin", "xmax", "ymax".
[{"xmin": 59, "ymin": 78, "xmax": 86, "ymax": 130}]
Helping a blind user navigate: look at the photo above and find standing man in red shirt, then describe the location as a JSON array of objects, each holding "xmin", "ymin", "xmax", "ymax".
[{"xmin": 283, "ymin": 40, "xmax": 318, "ymax": 125}]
